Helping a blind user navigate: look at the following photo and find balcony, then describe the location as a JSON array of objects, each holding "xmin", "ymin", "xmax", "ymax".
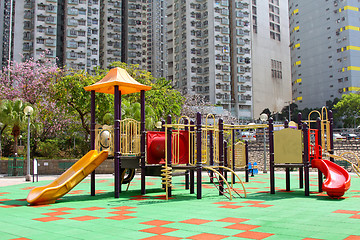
[
  {"xmin": 25, "ymin": 2, "xmax": 34, "ymax": 9},
  {"xmin": 45, "ymin": 16, "xmax": 56, "ymax": 24},
  {"xmin": 68, "ymin": 0, "xmax": 79, "ymax": 5},
  {"xmin": 45, "ymin": 39, "xmax": 56, "ymax": 46}
]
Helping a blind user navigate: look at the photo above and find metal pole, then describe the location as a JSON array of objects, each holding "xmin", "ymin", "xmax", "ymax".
[
  {"xmin": 288, "ymin": 104, "xmax": 291, "ymax": 122},
  {"xmin": 90, "ymin": 90, "xmax": 96, "ymax": 195},
  {"xmin": 196, "ymin": 112, "xmax": 202, "ymax": 199},
  {"xmin": 114, "ymin": 86, "xmax": 121, "ymax": 198},
  {"xmin": 263, "ymin": 126, "xmax": 267, "ymax": 173},
  {"xmin": 269, "ymin": 118, "xmax": 275, "ymax": 194},
  {"xmin": 140, "ymin": 90, "xmax": 146, "ymax": 195},
  {"xmin": 166, "ymin": 115, "xmax": 172, "ymax": 197},
  {"xmin": 218, "ymin": 118, "xmax": 224, "ymax": 195},
  {"xmin": 26, "ymin": 114, "xmax": 31, "ymax": 181},
  {"xmin": 303, "ymin": 122, "xmax": 310, "ymax": 196}
]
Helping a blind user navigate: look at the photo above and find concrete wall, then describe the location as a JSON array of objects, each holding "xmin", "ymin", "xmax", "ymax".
[{"xmin": 1, "ymin": 158, "xmax": 115, "ymax": 176}]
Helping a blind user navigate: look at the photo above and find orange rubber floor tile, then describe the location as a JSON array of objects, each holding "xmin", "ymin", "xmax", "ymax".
[
  {"xmin": 179, "ymin": 218, "xmax": 212, "ymax": 225},
  {"xmin": 224, "ymin": 223, "xmax": 260, "ymax": 231},
  {"xmin": 105, "ymin": 215, "xmax": 136, "ymax": 221},
  {"xmin": 186, "ymin": 233, "xmax": 228, "ymax": 240},
  {"xmin": 233, "ymin": 231, "xmax": 274, "ymax": 240},
  {"xmin": 42, "ymin": 211, "xmax": 70, "ymax": 216},
  {"xmin": 140, "ymin": 235, "xmax": 182, "ymax": 240},
  {"xmin": 68, "ymin": 190, "xmax": 85, "ymax": 195},
  {"xmin": 32, "ymin": 216, "xmax": 64, "ymax": 222},
  {"xmin": 344, "ymin": 236, "xmax": 360, "ymax": 240},
  {"xmin": 217, "ymin": 217, "xmax": 249, "ymax": 223},
  {"xmin": 141, "ymin": 220, "xmax": 175, "ymax": 226},
  {"xmin": 69, "ymin": 216, "xmax": 101, "ymax": 221},
  {"xmin": 140, "ymin": 227, "xmax": 179, "ymax": 235},
  {"xmin": 81, "ymin": 207, "xmax": 106, "ymax": 211},
  {"xmin": 333, "ymin": 210, "xmax": 360, "ymax": 214},
  {"xmin": 242, "ymin": 201, "xmax": 265, "ymax": 204},
  {"xmin": 248, "ymin": 204, "xmax": 273, "ymax": 208},
  {"xmin": 49, "ymin": 207, "xmax": 76, "ymax": 211},
  {"xmin": 302, "ymin": 238, "xmax": 324, "ymax": 240},
  {"xmin": 213, "ymin": 201, "xmax": 237, "ymax": 205},
  {"xmin": 218, "ymin": 204, "xmax": 243, "ymax": 209},
  {"xmin": 108, "ymin": 210, "xmax": 137, "ymax": 215}
]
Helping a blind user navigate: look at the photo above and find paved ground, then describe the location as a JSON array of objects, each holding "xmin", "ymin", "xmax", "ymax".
[{"xmin": 0, "ymin": 172, "xmax": 359, "ymax": 240}]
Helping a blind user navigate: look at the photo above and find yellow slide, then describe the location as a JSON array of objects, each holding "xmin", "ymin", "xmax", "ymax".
[{"xmin": 27, "ymin": 150, "xmax": 108, "ymax": 205}]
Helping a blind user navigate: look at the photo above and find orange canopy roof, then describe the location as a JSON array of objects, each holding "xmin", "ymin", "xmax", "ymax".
[{"xmin": 84, "ymin": 67, "xmax": 152, "ymax": 95}]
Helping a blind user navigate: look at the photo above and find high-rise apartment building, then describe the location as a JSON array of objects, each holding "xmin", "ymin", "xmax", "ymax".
[
  {"xmin": 11, "ymin": 0, "xmax": 100, "ymax": 73},
  {"xmin": 167, "ymin": 0, "xmax": 291, "ymax": 120},
  {"xmin": 100, "ymin": 0, "xmax": 148, "ymax": 70},
  {"xmin": 146, "ymin": 0, "xmax": 167, "ymax": 78},
  {"xmin": 2, "ymin": 0, "xmax": 167, "ymax": 78},
  {"xmin": 167, "ymin": 0, "xmax": 253, "ymax": 119},
  {"xmin": 251, "ymin": 0, "xmax": 291, "ymax": 117},
  {"xmin": 0, "ymin": 0, "xmax": 13, "ymax": 70},
  {"xmin": 289, "ymin": 0, "xmax": 360, "ymax": 109}
]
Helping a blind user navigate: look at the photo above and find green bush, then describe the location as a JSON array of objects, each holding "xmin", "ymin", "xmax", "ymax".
[{"xmin": 38, "ymin": 139, "xmax": 60, "ymax": 159}]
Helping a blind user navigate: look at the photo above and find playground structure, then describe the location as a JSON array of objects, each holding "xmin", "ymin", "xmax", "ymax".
[
  {"xmin": 26, "ymin": 68, "xmax": 359, "ymax": 205},
  {"xmin": 269, "ymin": 107, "xmax": 358, "ymax": 197},
  {"xmin": 27, "ymin": 68, "xmax": 251, "ymax": 205}
]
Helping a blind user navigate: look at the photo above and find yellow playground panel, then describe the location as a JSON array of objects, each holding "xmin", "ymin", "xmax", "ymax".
[
  {"xmin": 95, "ymin": 118, "xmax": 141, "ymax": 157},
  {"xmin": 274, "ymin": 128, "xmax": 303, "ymax": 164}
]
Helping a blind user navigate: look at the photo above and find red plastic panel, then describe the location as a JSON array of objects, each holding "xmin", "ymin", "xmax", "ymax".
[{"xmin": 147, "ymin": 131, "xmax": 189, "ymax": 165}]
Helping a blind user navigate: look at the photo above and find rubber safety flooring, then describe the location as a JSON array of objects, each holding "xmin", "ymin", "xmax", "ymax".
[{"xmin": 0, "ymin": 172, "xmax": 359, "ymax": 240}]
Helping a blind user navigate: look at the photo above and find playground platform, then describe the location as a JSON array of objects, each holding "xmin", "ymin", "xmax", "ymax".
[{"xmin": 0, "ymin": 172, "xmax": 359, "ymax": 240}]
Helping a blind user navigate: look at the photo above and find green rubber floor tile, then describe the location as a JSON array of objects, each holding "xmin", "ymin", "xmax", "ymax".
[
  {"xmin": 265, "ymin": 234, "xmax": 304, "ymax": 240},
  {"xmin": 0, "ymin": 232, "xmax": 19, "ymax": 240},
  {"xmin": 166, "ymin": 230, "xmax": 215, "ymax": 238},
  {"xmin": 311, "ymin": 232, "xmax": 351, "ymax": 240}
]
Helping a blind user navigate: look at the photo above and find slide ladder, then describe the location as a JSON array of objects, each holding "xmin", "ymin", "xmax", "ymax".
[{"xmin": 204, "ymin": 166, "xmax": 246, "ymax": 200}]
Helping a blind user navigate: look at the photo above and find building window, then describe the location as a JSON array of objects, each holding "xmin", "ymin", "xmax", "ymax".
[{"xmin": 271, "ymin": 59, "xmax": 282, "ymax": 79}]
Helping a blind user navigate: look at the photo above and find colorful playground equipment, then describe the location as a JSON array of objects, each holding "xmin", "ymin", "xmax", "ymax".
[
  {"xmin": 27, "ymin": 68, "xmax": 251, "ymax": 205},
  {"xmin": 26, "ymin": 68, "xmax": 358, "ymax": 205},
  {"xmin": 27, "ymin": 151, "xmax": 108, "ymax": 205},
  {"xmin": 269, "ymin": 107, "xmax": 357, "ymax": 198}
]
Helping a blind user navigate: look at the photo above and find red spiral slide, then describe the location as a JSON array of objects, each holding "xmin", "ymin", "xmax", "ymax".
[{"xmin": 312, "ymin": 159, "xmax": 351, "ymax": 197}]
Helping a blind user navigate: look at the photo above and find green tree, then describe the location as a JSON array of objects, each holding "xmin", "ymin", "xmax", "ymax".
[
  {"xmin": 334, "ymin": 93, "xmax": 360, "ymax": 128},
  {"xmin": 122, "ymin": 101, "xmax": 156, "ymax": 130},
  {"xmin": 109, "ymin": 62, "xmax": 185, "ymax": 121},
  {"xmin": 54, "ymin": 70, "xmax": 113, "ymax": 135},
  {"xmin": 0, "ymin": 99, "xmax": 29, "ymax": 155}
]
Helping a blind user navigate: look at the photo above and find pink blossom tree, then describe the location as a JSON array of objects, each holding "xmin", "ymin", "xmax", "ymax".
[{"xmin": 0, "ymin": 56, "xmax": 70, "ymax": 154}]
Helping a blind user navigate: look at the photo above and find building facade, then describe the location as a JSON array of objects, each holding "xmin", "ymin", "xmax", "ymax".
[
  {"xmin": 289, "ymin": 0, "xmax": 360, "ymax": 109},
  {"xmin": 11, "ymin": 0, "xmax": 100, "ymax": 74},
  {"xmin": 0, "ymin": 0, "xmax": 13, "ymax": 71},
  {"xmin": 3, "ymin": 0, "xmax": 167, "ymax": 78},
  {"xmin": 167, "ymin": 0, "xmax": 292, "ymax": 120},
  {"xmin": 167, "ymin": 0, "xmax": 253, "ymax": 119},
  {"xmin": 251, "ymin": 0, "xmax": 291, "ymax": 117},
  {"xmin": 146, "ymin": 0, "xmax": 167, "ymax": 78}
]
